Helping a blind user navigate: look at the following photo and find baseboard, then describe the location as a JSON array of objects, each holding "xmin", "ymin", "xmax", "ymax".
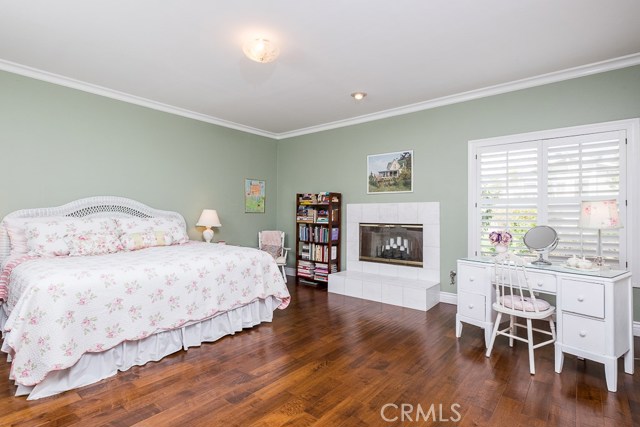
[
  {"xmin": 634, "ymin": 321, "xmax": 640, "ymax": 337},
  {"xmin": 439, "ymin": 291, "xmax": 457, "ymax": 305},
  {"xmin": 285, "ymin": 267, "xmax": 296, "ymax": 277}
]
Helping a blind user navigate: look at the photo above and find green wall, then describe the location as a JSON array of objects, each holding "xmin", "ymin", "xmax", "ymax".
[
  {"xmin": 276, "ymin": 65, "xmax": 640, "ymax": 317},
  {"xmin": 0, "ymin": 70, "xmax": 278, "ymax": 246},
  {"xmin": 2, "ymin": 64, "xmax": 639, "ymax": 319}
]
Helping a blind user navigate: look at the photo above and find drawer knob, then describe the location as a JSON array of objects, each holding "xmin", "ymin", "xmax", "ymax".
[
  {"xmin": 579, "ymin": 331, "xmax": 587, "ymax": 338},
  {"xmin": 577, "ymin": 296, "xmax": 585, "ymax": 302},
  {"xmin": 537, "ymin": 282, "xmax": 543, "ymax": 287},
  {"xmin": 469, "ymin": 277, "xmax": 475, "ymax": 282},
  {"xmin": 468, "ymin": 304, "xmax": 474, "ymax": 309}
]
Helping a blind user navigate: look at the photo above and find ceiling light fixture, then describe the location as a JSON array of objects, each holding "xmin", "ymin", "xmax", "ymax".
[
  {"xmin": 351, "ymin": 92, "xmax": 367, "ymax": 101},
  {"xmin": 243, "ymin": 38, "xmax": 279, "ymax": 63}
]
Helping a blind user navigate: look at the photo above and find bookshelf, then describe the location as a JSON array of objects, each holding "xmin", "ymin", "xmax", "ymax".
[{"xmin": 295, "ymin": 192, "xmax": 341, "ymax": 286}]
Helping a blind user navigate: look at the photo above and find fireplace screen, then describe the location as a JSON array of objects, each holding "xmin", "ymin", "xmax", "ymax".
[{"xmin": 359, "ymin": 223, "xmax": 423, "ymax": 267}]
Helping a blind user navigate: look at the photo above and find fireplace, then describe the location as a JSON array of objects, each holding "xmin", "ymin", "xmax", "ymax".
[{"xmin": 359, "ymin": 223, "xmax": 423, "ymax": 268}]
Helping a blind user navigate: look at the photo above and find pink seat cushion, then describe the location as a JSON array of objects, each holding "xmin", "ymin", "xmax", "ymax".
[{"xmin": 499, "ymin": 295, "xmax": 551, "ymax": 312}]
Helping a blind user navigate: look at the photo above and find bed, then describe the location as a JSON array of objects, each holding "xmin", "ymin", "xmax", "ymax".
[{"xmin": 0, "ymin": 196, "xmax": 290, "ymax": 400}]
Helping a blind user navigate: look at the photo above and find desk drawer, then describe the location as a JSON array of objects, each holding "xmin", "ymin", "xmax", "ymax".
[
  {"xmin": 528, "ymin": 272, "xmax": 557, "ymax": 294},
  {"xmin": 458, "ymin": 264, "xmax": 487, "ymax": 292},
  {"xmin": 562, "ymin": 313, "xmax": 605, "ymax": 354},
  {"xmin": 458, "ymin": 291, "xmax": 486, "ymax": 321},
  {"xmin": 561, "ymin": 279, "xmax": 604, "ymax": 318}
]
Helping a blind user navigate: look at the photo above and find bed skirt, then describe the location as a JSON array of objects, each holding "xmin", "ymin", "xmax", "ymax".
[{"xmin": 2, "ymin": 296, "xmax": 281, "ymax": 400}]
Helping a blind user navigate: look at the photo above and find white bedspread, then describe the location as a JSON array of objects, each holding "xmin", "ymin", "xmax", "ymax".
[{"xmin": 1, "ymin": 242, "xmax": 290, "ymax": 389}]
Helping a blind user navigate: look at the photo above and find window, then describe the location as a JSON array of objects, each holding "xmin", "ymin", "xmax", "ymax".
[{"xmin": 468, "ymin": 120, "xmax": 638, "ymax": 274}]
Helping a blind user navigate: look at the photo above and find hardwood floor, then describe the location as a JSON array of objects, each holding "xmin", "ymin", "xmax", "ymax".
[{"xmin": 1, "ymin": 277, "xmax": 638, "ymax": 426}]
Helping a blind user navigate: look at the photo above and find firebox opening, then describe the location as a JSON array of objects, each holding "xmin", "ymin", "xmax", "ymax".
[{"xmin": 359, "ymin": 223, "xmax": 423, "ymax": 268}]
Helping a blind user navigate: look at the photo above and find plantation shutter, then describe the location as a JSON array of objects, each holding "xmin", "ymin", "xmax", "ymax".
[
  {"xmin": 477, "ymin": 142, "xmax": 539, "ymax": 257},
  {"xmin": 474, "ymin": 130, "xmax": 626, "ymax": 267},
  {"xmin": 546, "ymin": 131, "xmax": 625, "ymax": 263}
]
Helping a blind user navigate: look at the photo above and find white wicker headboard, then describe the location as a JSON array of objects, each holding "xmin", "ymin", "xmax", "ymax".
[{"xmin": 0, "ymin": 196, "xmax": 187, "ymax": 264}]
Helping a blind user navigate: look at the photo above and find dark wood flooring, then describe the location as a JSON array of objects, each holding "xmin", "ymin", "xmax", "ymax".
[{"xmin": 0, "ymin": 277, "xmax": 638, "ymax": 426}]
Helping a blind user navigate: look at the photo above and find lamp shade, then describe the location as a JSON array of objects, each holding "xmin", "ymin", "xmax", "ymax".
[
  {"xmin": 578, "ymin": 200, "xmax": 621, "ymax": 230},
  {"xmin": 196, "ymin": 209, "xmax": 221, "ymax": 227}
]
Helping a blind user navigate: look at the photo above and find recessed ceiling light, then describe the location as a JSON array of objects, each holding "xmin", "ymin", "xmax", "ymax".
[
  {"xmin": 243, "ymin": 38, "xmax": 279, "ymax": 63},
  {"xmin": 351, "ymin": 92, "xmax": 367, "ymax": 101}
]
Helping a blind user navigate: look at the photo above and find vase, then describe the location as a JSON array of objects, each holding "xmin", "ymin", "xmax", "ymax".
[{"xmin": 494, "ymin": 245, "xmax": 508, "ymax": 253}]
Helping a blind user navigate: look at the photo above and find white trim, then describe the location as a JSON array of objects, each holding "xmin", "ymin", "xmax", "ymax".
[
  {"xmin": 277, "ymin": 53, "xmax": 640, "ymax": 139},
  {"xmin": 285, "ymin": 266, "xmax": 296, "ymax": 277},
  {"xmin": 634, "ymin": 321, "xmax": 640, "ymax": 337},
  {"xmin": 0, "ymin": 59, "xmax": 279, "ymax": 140},
  {"xmin": 439, "ymin": 291, "xmax": 457, "ymax": 305},
  {"xmin": 2, "ymin": 54, "xmax": 639, "ymax": 140}
]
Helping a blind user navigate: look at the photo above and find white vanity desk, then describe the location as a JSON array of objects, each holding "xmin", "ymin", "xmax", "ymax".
[{"xmin": 456, "ymin": 257, "xmax": 634, "ymax": 392}]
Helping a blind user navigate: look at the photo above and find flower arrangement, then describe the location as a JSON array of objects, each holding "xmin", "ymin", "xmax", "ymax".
[{"xmin": 489, "ymin": 230, "xmax": 512, "ymax": 247}]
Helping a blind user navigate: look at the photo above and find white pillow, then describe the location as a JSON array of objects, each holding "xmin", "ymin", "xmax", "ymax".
[
  {"xmin": 2, "ymin": 217, "xmax": 33, "ymax": 256},
  {"xmin": 25, "ymin": 217, "xmax": 120, "ymax": 257},
  {"xmin": 115, "ymin": 217, "xmax": 188, "ymax": 245}
]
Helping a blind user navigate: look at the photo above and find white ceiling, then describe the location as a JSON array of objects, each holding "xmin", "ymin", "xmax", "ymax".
[{"xmin": 1, "ymin": 0, "xmax": 640, "ymax": 139}]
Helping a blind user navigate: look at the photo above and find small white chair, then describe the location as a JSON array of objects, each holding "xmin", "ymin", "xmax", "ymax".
[
  {"xmin": 258, "ymin": 230, "xmax": 290, "ymax": 280},
  {"xmin": 485, "ymin": 252, "xmax": 556, "ymax": 375}
]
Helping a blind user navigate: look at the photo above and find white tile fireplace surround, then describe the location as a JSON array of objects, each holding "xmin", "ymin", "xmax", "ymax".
[{"xmin": 328, "ymin": 202, "xmax": 440, "ymax": 311}]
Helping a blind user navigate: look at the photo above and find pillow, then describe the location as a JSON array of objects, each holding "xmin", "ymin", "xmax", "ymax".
[
  {"xmin": 119, "ymin": 230, "xmax": 174, "ymax": 251},
  {"xmin": 3, "ymin": 217, "xmax": 34, "ymax": 256},
  {"xmin": 66, "ymin": 232, "xmax": 123, "ymax": 257},
  {"xmin": 261, "ymin": 244, "xmax": 283, "ymax": 260},
  {"xmin": 25, "ymin": 217, "xmax": 120, "ymax": 257},
  {"xmin": 24, "ymin": 218, "xmax": 77, "ymax": 257},
  {"xmin": 115, "ymin": 217, "xmax": 188, "ymax": 245}
]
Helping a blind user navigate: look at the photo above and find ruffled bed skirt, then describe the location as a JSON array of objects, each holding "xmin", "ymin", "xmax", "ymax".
[{"xmin": 2, "ymin": 296, "xmax": 281, "ymax": 400}]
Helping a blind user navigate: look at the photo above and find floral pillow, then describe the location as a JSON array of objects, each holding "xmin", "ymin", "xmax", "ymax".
[
  {"xmin": 25, "ymin": 217, "xmax": 120, "ymax": 257},
  {"xmin": 261, "ymin": 244, "xmax": 283, "ymax": 260},
  {"xmin": 115, "ymin": 217, "xmax": 188, "ymax": 245},
  {"xmin": 66, "ymin": 232, "xmax": 123, "ymax": 257},
  {"xmin": 24, "ymin": 218, "xmax": 78, "ymax": 257},
  {"xmin": 119, "ymin": 230, "xmax": 174, "ymax": 251}
]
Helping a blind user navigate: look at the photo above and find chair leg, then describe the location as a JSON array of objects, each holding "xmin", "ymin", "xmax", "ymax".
[
  {"xmin": 549, "ymin": 317, "xmax": 556, "ymax": 342},
  {"xmin": 526, "ymin": 318, "xmax": 535, "ymax": 375},
  {"xmin": 485, "ymin": 312, "xmax": 502, "ymax": 358},
  {"xmin": 280, "ymin": 265, "xmax": 286, "ymax": 280},
  {"xmin": 509, "ymin": 315, "xmax": 515, "ymax": 348}
]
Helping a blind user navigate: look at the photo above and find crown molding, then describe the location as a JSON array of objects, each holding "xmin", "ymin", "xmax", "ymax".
[
  {"xmin": 1, "ymin": 53, "xmax": 639, "ymax": 141},
  {"xmin": 0, "ymin": 59, "xmax": 279, "ymax": 139},
  {"xmin": 277, "ymin": 52, "xmax": 640, "ymax": 139}
]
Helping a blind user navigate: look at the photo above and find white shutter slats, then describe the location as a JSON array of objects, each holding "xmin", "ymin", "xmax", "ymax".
[{"xmin": 475, "ymin": 130, "xmax": 625, "ymax": 265}]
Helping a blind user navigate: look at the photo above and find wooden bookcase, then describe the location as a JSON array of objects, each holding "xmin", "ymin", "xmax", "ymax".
[{"xmin": 295, "ymin": 192, "xmax": 341, "ymax": 286}]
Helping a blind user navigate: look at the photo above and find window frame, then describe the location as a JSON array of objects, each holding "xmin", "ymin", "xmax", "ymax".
[{"xmin": 468, "ymin": 119, "xmax": 639, "ymax": 285}]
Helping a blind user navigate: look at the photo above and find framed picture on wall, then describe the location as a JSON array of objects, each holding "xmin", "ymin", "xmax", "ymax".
[
  {"xmin": 245, "ymin": 179, "xmax": 266, "ymax": 213},
  {"xmin": 367, "ymin": 150, "xmax": 413, "ymax": 194}
]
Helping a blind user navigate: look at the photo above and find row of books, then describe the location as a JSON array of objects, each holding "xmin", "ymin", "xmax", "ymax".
[
  {"xmin": 297, "ymin": 260, "xmax": 316, "ymax": 279},
  {"xmin": 296, "ymin": 261, "xmax": 338, "ymax": 282},
  {"xmin": 296, "ymin": 206, "xmax": 317, "ymax": 222},
  {"xmin": 299, "ymin": 243, "xmax": 337, "ymax": 263},
  {"xmin": 298, "ymin": 225, "xmax": 339, "ymax": 243},
  {"xmin": 298, "ymin": 192, "xmax": 340, "ymax": 205},
  {"xmin": 312, "ymin": 262, "xmax": 338, "ymax": 282}
]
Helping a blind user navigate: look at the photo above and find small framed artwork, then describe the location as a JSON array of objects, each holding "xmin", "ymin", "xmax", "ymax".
[
  {"xmin": 367, "ymin": 150, "xmax": 413, "ymax": 194},
  {"xmin": 245, "ymin": 179, "xmax": 266, "ymax": 213}
]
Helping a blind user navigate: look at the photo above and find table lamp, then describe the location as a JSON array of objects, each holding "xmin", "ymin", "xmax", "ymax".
[
  {"xmin": 578, "ymin": 199, "xmax": 621, "ymax": 266},
  {"xmin": 196, "ymin": 209, "xmax": 221, "ymax": 243}
]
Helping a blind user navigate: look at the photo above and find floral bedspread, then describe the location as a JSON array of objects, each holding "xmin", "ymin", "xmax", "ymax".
[{"xmin": 1, "ymin": 242, "xmax": 290, "ymax": 387}]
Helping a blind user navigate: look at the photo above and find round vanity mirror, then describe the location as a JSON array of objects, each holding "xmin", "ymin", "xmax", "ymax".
[{"xmin": 523, "ymin": 226, "xmax": 558, "ymax": 265}]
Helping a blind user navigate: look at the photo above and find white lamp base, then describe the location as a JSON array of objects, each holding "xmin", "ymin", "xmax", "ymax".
[{"xmin": 202, "ymin": 227, "xmax": 214, "ymax": 243}]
